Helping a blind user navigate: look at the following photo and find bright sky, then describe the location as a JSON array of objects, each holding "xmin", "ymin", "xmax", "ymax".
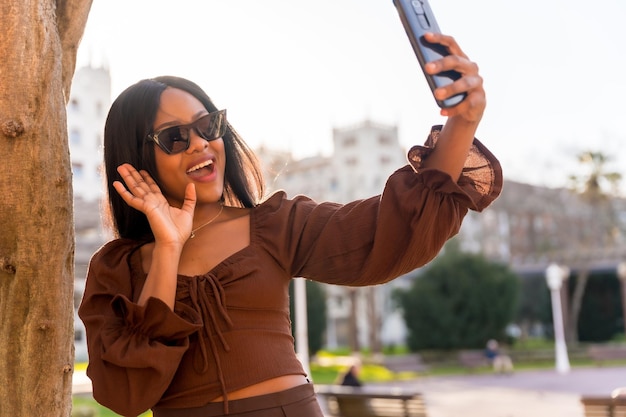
[{"xmin": 77, "ymin": 0, "xmax": 626, "ymax": 192}]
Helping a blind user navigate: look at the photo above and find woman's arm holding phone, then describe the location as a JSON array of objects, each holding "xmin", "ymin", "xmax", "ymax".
[{"xmin": 420, "ymin": 32, "xmax": 486, "ymax": 182}]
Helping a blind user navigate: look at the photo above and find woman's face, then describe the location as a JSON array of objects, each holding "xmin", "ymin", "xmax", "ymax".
[{"xmin": 152, "ymin": 87, "xmax": 226, "ymax": 206}]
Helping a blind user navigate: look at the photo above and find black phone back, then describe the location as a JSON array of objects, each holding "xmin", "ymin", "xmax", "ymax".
[{"xmin": 393, "ymin": 0, "xmax": 466, "ymax": 108}]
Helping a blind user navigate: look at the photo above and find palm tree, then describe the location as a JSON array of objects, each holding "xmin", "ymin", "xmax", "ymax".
[
  {"xmin": 569, "ymin": 151, "xmax": 622, "ymax": 200},
  {"xmin": 567, "ymin": 151, "xmax": 622, "ymax": 343}
]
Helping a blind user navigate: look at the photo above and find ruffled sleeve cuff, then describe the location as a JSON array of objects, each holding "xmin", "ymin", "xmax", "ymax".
[
  {"xmin": 407, "ymin": 125, "xmax": 503, "ymax": 212},
  {"xmin": 110, "ymin": 295, "xmax": 202, "ymax": 342}
]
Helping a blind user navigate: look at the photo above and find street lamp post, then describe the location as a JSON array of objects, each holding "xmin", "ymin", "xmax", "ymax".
[
  {"xmin": 545, "ymin": 263, "xmax": 571, "ymax": 374},
  {"xmin": 294, "ymin": 277, "xmax": 311, "ymax": 377}
]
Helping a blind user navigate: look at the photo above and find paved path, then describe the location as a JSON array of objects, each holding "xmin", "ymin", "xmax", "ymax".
[{"xmin": 366, "ymin": 366, "xmax": 626, "ymax": 417}]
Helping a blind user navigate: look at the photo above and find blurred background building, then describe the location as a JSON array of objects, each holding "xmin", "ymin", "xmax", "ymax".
[{"xmin": 68, "ymin": 66, "xmax": 111, "ymax": 361}]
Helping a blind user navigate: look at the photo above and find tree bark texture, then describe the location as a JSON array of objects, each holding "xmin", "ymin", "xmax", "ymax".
[{"xmin": 0, "ymin": 1, "xmax": 91, "ymax": 416}]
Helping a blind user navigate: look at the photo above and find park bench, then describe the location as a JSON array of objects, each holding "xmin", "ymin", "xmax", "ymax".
[
  {"xmin": 580, "ymin": 395, "xmax": 626, "ymax": 417},
  {"xmin": 383, "ymin": 354, "xmax": 429, "ymax": 374},
  {"xmin": 316, "ymin": 385, "xmax": 428, "ymax": 417},
  {"xmin": 588, "ymin": 345, "xmax": 626, "ymax": 365},
  {"xmin": 457, "ymin": 350, "xmax": 489, "ymax": 371}
]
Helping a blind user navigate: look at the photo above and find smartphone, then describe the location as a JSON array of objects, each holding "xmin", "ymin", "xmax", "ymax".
[{"xmin": 393, "ymin": 0, "xmax": 466, "ymax": 108}]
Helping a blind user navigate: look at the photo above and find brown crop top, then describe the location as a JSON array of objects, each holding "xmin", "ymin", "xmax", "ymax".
[{"xmin": 78, "ymin": 128, "xmax": 502, "ymax": 416}]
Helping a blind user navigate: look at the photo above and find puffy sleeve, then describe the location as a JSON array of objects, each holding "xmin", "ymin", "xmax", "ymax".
[
  {"xmin": 77, "ymin": 240, "xmax": 203, "ymax": 417},
  {"xmin": 407, "ymin": 125, "xmax": 502, "ymax": 210},
  {"xmin": 256, "ymin": 126, "xmax": 502, "ymax": 286}
]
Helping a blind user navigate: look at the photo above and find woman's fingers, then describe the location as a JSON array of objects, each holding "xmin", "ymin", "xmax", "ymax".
[
  {"xmin": 113, "ymin": 164, "xmax": 195, "ymax": 243},
  {"xmin": 112, "ymin": 180, "xmax": 138, "ymax": 206},
  {"xmin": 180, "ymin": 183, "xmax": 197, "ymax": 216},
  {"xmin": 117, "ymin": 164, "xmax": 150, "ymax": 194},
  {"xmin": 114, "ymin": 164, "xmax": 166, "ymax": 211},
  {"xmin": 422, "ymin": 32, "xmax": 486, "ymax": 121},
  {"xmin": 423, "ymin": 32, "xmax": 466, "ymax": 59}
]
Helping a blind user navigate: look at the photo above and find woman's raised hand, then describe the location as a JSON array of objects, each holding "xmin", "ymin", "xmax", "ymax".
[
  {"xmin": 423, "ymin": 32, "xmax": 486, "ymax": 123},
  {"xmin": 113, "ymin": 163, "xmax": 196, "ymax": 245}
]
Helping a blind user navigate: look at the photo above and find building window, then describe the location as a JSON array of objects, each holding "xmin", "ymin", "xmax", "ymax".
[
  {"xmin": 343, "ymin": 137, "xmax": 357, "ymax": 147},
  {"xmin": 70, "ymin": 129, "xmax": 81, "ymax": 146},
  {"xmin": 70, "ymin": 98, "xmax": 79, "ymax": 112},
  {"xmin": 346, "ymin": 157, "xmax": 358, "ymax": 166},
  {"xmin": 378, "ymin": 135, "xmax": 393, "ymax": 145},
  {"xmin": 72, "ymin": 163, "xmax": 84, "ymax": 178},
  {"xmin": 380, "ymin": 155, "xmax": 391, "ymax": 164}
]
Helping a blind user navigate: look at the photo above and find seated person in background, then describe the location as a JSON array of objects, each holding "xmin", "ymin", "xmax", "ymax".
[
  {"xmin": 339, "ymin": 362, "xmax": 363, "ymax": 387},
  {"xmin": 335, "ymin": 360, "xmax": 371, "ymax": 415},
  {"xmin": 485, "ymin": 339, "xmax": 514, "ymax": 374}
]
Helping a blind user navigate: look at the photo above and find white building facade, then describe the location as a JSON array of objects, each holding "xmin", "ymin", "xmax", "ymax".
[
  {"xmin": 67, "ymin": 66, "xmax": 110, "ymax": 202},
  {"xmin": 68, "ymin": 66, "xmax": 111, "ymax": 361}
]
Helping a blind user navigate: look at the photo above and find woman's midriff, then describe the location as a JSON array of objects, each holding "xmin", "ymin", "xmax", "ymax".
[{"xmin": 210, "ymin": 374, "xmax": 309, "ymax": 402}]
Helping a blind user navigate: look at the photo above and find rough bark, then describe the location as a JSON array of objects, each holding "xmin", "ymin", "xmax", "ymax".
[{"xmin": 0, "ymin": 0, "xmax": 91, "ymax": 416}]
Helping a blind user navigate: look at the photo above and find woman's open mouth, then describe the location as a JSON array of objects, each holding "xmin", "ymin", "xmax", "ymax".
[{"xmin": 187, "ymin": 159, "xmax": 215, "ymax": 178}]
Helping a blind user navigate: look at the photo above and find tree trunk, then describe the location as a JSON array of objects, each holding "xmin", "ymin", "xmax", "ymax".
[
  {"xmin": 366, "ymin": 287, "xmax": 382, "ymax": 354},
  {"xmin": 0, "ymin": 1, "xmax": 91, "ymax": 416},
  {"xmin": 568, "ymin": 268, "xmax": 589, "ymax": 344},
  {"xmin": 348, "ymin": 288, "xmax": 360, "ymax": 352}
]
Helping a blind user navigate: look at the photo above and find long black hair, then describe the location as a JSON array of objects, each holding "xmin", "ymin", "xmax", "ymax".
[{"xmin": 103, "ymin": 76, "xmax": 265, "ymax": 240}]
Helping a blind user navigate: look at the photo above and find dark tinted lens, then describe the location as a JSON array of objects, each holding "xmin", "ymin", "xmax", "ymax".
[
  {"xmin": 196, "ymin": 112, "xmax": 226, "ymax": 141},
  {"xmin": 151, "ymin": 110, "xmax": 225, "ymax": 154},
  {"xmin": 160, "ymin": 126, "xmax": 190, "ymax": 154}
]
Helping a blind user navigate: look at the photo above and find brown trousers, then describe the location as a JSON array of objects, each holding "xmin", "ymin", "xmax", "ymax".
[{"xmin": 152, "ymin": 383, "xmax": 324, "ymax": 417}]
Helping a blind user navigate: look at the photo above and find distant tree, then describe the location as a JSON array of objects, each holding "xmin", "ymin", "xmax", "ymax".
[
  {"xmin": 515, "ymin": 274, "xmax": 551, "ymax": 336},
  {"xmin": 365, "ymin": 286, "xmax": 383, "ymax": 354},
  {"xmin": 289, "ymin": 279, "xmax": 327, "ymax": 354},
  {"xmin": 569, "ymin": 151, "xmax": 622, "ymax": 199},
  {"xmin": 396, "ymin": 248, "xmax": 520, "ymax": 350},
  {"xmin": 0, "ymin": 1, "xmax": 92, "ymax": 416},
  {"xmin": 577, "ymin": 272, "xmax": 623, "ymax": 342},
  {"xmin": 567, "ymin": 150, "xmax": 622, "ymax": 343},
  {"xmin": 348, "ymin": 288, "xmax": 360, "ymax": 353}
]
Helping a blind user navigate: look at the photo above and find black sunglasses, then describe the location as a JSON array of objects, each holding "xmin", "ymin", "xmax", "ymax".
[{"xmin": 147, "ymin": 109, "xmax": 227, "ymax": 154}]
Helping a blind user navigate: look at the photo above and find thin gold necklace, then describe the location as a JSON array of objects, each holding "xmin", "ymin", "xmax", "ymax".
[{"xmin": 190, "ymin": 204, "xmax": 224, "ymax": 238}]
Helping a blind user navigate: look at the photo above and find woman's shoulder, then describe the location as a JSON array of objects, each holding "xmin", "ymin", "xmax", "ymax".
[
  {"xmin": 251, "ymin": 190, "xmax": 332, "ymax": 235},
  {"xmin": 83, "ymin": 239, "xmax": 146, "ymax": 290},
  {"xmin": 90, "ymin": 238, "xmax": 144, "ymax": 268},
  {"xmin": 254, "ymin": 190, "xmax": 319, "ymax": 214}
]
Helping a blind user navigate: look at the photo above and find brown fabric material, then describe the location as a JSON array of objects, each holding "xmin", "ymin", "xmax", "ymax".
[
  {"xmin": 78, "ymin": 129, "xmax": 503, "ymax": 417},
  {"xmin": 152, "ymin": 383, "xmax": 323, "ymax": 417},
  {"xmin": 408, "ymin": 125, "xmax": 502, "ymax": 211}
]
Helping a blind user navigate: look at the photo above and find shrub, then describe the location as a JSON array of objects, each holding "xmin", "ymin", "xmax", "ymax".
[{"xmin": 396, "ymin": 249, "xmax": 520, "ymax": 350}]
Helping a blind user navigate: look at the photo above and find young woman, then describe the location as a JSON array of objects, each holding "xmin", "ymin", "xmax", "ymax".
[{"xmin": 79, "ymin": 32, "xmax": 502, "ymax": 417}]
